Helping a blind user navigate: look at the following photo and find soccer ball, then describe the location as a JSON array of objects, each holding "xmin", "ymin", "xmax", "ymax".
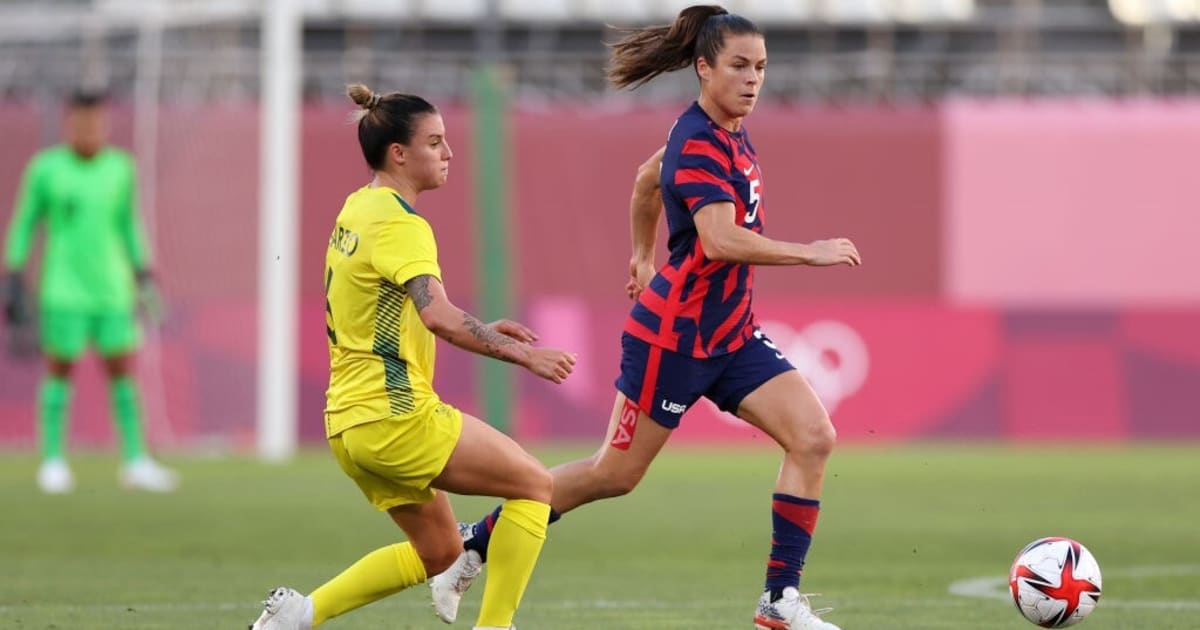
[{"xmin": 1009, "ymin": 537, "xmax": 1103, "ymax": 627}]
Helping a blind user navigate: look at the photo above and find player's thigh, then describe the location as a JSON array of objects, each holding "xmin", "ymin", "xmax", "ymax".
[
  {"xmin": 589, "ymin": 393, "xmax": 671, "ymax": 485},
  {"xmin": 715, "ymin": 331, "xmax": 834, "ymax": 450},
  {"xmin": 606, "ymin": 332, "xmax": 717, "ymax": 478},
  {"xmin": 330, "ymin": 406, "xmax": 464, "ymax": 511},
  {"xmin": 736, "ymin": 370, "xmax": 834, "ymax": 453},
  {"xmin": 39, "ymin": 310, "xmax": 88, "ymax": 362},
  {"xmin": 433, "ymin": 411, "xmax": 551, "ymax": 502},
  {"xmin": 94, "ymin": 311, "xmax": 140, "ymax": 363}
]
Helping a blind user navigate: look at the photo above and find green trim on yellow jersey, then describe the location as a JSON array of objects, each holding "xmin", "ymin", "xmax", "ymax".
[
  {"xmin": 373, "ymin": 279, "xmax": 415, "ymax": 415},
  {"xmin": 323, "ymin": 185, "xmax": 443, "ymax": 438}
]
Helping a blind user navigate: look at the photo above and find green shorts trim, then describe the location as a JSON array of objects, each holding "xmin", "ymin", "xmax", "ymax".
[{"xmin": 39, "ymin": 309, "xmax": 141, "ymax": 360}]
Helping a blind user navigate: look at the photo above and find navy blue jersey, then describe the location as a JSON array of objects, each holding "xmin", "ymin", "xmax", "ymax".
[{"xmin": 625, "ymin": 102, "xmax": 765, "ymax": 358}]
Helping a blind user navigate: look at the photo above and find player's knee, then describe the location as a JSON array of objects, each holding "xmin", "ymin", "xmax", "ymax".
[
  {"xmin": 419, "ymin": 535, "xmax": 464, "ymax": 575},
  {"xmin": 610, "ymin": 471, "xmax": 642, "ymax": 497},
  {"xmin": 515, "ymin": 462, "xmax": 553, "ymax": 504},
  {"xmin": 47, "ymin": 360, "xmax": 73, "ymax": 378},
  {"xmin": 595, "ymin": 465, "xmax": 642, "ymax": 498},
  {"xmin": 797, "ymin": 418, "xmax": 836, "ymax": 461},
  {"xmin": 781, "ymin": 413, "xmax": 836, "ymax": 461},
  {"xmin": 102, "ymin": 357, "xmax": 132, "ymax": 379}
]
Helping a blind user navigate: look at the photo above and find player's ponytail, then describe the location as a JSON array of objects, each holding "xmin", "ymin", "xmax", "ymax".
[
  {"xmin": 606, "ymin": 5, "xmax": 761, "ymax": 90},
  {"xmin": 346, "ymin": 83, "xmax": 437, "ymax": 170}
]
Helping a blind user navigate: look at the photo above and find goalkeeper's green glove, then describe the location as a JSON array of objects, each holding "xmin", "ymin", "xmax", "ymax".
[
  {"xmin": 136, "ymin": 269, "xmax": 165, "ymax": 326},
  {"xmin": 3, "ymin": 271, "xmax": 37, "ymax": 359}
]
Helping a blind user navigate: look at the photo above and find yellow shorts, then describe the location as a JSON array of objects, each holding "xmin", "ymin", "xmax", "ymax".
[{"xmin": 328, "ymin": 402, "xmax": 464, "ymax": 511}]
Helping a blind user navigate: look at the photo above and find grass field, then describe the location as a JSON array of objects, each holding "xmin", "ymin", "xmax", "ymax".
[{"xmin": 1, "ymin": 445, "xmax": 1197, "ymax": 629}]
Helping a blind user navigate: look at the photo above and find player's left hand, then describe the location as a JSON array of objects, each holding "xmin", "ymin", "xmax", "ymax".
[
  {"xmin": 489, "ymin": 319, "xmax": 538, "ymax": 343},
  {"xmin": 136, "ymin": 270, "xmax": 165, "ymax": 326}
]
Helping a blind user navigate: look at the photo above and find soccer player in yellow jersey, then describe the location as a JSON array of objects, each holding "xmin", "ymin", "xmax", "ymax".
[{"xmin": 248, "ymin": 84, "xmax": 576, "ymax": 630}]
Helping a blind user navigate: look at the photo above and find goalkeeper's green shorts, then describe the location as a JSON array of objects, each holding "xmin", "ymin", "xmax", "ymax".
[{"xmin": 40, "ymin": 309, "xmax": 140, "ymax": 360}]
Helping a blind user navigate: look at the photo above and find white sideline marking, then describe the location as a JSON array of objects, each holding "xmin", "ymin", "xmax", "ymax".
[{"xmin": 949, "ymin": 565, "xmax": 1200, "ymax": 611}]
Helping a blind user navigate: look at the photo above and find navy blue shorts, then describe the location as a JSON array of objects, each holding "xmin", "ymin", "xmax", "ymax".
[{"xmin": 614, "ymin": 329, "xmax": 796, "ymax": 429}]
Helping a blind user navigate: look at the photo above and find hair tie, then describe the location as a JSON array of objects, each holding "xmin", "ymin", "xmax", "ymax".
[{"xmin": 369, "ymin": 93, "xmax": 383, "ymax": 109}]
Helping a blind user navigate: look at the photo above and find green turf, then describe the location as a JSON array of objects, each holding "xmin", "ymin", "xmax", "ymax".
[{"xmin": 1, "ymin": 445, "xmax": 1197, "ymax": 629}]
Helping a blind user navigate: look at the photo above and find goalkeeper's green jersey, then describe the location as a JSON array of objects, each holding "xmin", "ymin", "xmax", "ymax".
[{"xmin": 4, "ymin": 145, "xmax": 149, "ymax": 313}]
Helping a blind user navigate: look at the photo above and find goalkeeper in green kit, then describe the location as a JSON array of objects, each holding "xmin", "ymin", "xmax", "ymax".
[{"xmin": 3, "ymin": 89, "xmax": 177, "ymax": 494}]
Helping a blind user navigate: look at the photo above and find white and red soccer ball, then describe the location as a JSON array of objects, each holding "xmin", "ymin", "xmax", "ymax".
[{"xmin": 1009, "ymin": 537, "xmax": 1103, "ymax": 627}]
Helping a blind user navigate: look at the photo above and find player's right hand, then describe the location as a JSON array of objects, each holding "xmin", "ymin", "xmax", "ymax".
[
  {"xmin": 3, "ymin": 272, "xmax": 37, "ymax": 360},
  {"xmin": 3, "ymin": 272, "xmax": 28, "ymax": 325},
  {"xmin": 525, "ymin": 347, "xmax": 577, "ymax": 384},
  {"xmin": 626, "ymin": 257, "xmax": 656, "ymax": 300},
  {"xmin": 805, "ymin": 238, "xmax": 862, "ymax": 267}
]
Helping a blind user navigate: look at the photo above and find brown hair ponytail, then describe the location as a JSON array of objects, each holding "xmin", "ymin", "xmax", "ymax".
[{"xmin": 606, "ymin": 5, "xmax": 761, "ymax": 90}]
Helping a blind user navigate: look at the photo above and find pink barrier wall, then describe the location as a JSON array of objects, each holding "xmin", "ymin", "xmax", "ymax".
[
  {"xmin": 1, "ymin": 100, "xmax": 1197, "ymax": 448},
  {"xmin": 516, "ymin": 298, "xmax": 1200, "ymax": 443},
  {"xmin": 944, "ymin": 100, "xmax": 1200, "ymax": 305},
  {"xmin": 511, "ymin": 105, "xmax": 943, "ymax": 304}
]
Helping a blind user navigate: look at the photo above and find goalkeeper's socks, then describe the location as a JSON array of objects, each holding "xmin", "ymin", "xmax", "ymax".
[
  {"xmin": 464, "ymin": 505, "xmax": 561, "ymax": 563},
  {"xmin": 109, "ymin": 376, "xmax": 148, "ymax": 463},
  {"xmin": 765, "ymin": 493, "xmax": 820, "ymax": 600},
  {"xmin": 38, "ymin": 377, "xmax": 71, "ymax": 461}
]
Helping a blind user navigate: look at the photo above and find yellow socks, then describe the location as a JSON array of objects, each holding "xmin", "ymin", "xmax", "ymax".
[
  {"xmin": 309, "ymin": 542, "xmax": 427, "ymax": 626},
  {"xmin": 476, "ymin": 499, "xmax": 551, "ymax": 628}
]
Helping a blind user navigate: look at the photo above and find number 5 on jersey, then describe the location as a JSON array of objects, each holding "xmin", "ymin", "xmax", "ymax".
[{"xmin": 744, "ymin": 178, "xmax": 762, "ymax": 224}]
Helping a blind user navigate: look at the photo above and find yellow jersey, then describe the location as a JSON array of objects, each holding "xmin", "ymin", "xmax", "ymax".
[{"xmin": 323, "ymin": 185, "xmax": 443, "ymax": 437}]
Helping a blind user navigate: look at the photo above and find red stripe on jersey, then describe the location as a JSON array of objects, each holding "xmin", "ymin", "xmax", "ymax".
[
  {"xmin": 622, "ymin": 316, "xmax": 659, "ymax": 342},
  {"xmin": 722, "ymin": 268, "xmax": 739, "ymax": 301},
  {"xmin": 675, "ymin": 167, "xmax": 728, "ymax": 188},
  {"xmin": 637, "ymin": 345, "xmax": 664, "ymax": 413},
  {"xmin": 637, "ymin": 284, "xmax": 669, "ymax": 312},
  {"xmin": 706, "ymin": 287, "xmax": 751, "ymax": 356},
  {"xmin": 687, "ymin": 271, "xmax": 712, "ymax": 358},
  {"xmin": 681, "ymin": 138, "xmax": 730, "ymax": 168}
]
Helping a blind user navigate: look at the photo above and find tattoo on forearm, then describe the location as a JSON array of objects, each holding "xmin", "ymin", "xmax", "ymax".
[
  {"xmin": 406, "ymin": 275, "xmax": 434, "ymax": 311},
  {"xmin": 463, "ymin": 312, "xmax": 518, "ymax": 363}
]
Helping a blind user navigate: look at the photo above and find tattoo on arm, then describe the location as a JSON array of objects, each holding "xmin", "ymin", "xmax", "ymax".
[
  {"xmin": 463, "ymin": 312, "xmax": 519, "ymax": 363},
  {"xmin": 406, "ymin": 275, "xmax": 434, "ymax": 311}
]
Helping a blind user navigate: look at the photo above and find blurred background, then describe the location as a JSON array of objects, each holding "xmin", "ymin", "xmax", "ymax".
[{"xmin": 1, "ymin": 0, "xmax": 1198, "ymax": 457}]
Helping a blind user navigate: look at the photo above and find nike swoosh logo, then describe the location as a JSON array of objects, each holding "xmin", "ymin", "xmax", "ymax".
[{"xmin": 743, "ymin": 165, "xmax": 754, "ymax": 176}]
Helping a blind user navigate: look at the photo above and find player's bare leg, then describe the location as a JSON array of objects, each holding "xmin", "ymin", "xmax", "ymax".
[
  {"xmin": 429, "ymin": 414, "xmax": 553, "ymax": 626},
  {"xmin": 431, "ymin": 394, "xmax": 670, "ymax": 623},
  {"xmin": 251, "ymin": 494, "xmax": 461, "ymax": 630},
  {"xmin": 737, "ymin": 370, "xmax": 840, "ymax": 630},
  {"xmin": 736, "ymin": 370, "xmax": 835, "ymax": 500},
  {"xmin": 546, "ymin": 393, "xmax": 672, "ymax": 513}
]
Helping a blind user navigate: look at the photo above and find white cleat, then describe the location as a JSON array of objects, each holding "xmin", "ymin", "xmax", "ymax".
[
  {"xmin": 37, "ymin": 459, "xmax": 75, "ymax": 494},
  {"xmin": 249, "ymin": 587, "xmax": 308, "ymax": 630},
  {"xmin": 754, "ymin": 587, "xmax": 840, "ymax": 630},
  {"xmin": 119, "ymin": 456, "xmax": 179, "ymax": 493},
  {"xmin": 430, "ymin": 548, "xmax": 483, "ymax": 623}
]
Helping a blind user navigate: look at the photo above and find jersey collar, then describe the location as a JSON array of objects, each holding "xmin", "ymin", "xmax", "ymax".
[{"xmin": 392, "ymin": 194, "xmax": 418, "ymax": 215}]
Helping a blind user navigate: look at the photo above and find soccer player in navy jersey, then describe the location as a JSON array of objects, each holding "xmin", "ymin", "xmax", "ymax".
[{"xmin": 432, "ymin": 6, "xmax": 860, "ymax": 629}]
